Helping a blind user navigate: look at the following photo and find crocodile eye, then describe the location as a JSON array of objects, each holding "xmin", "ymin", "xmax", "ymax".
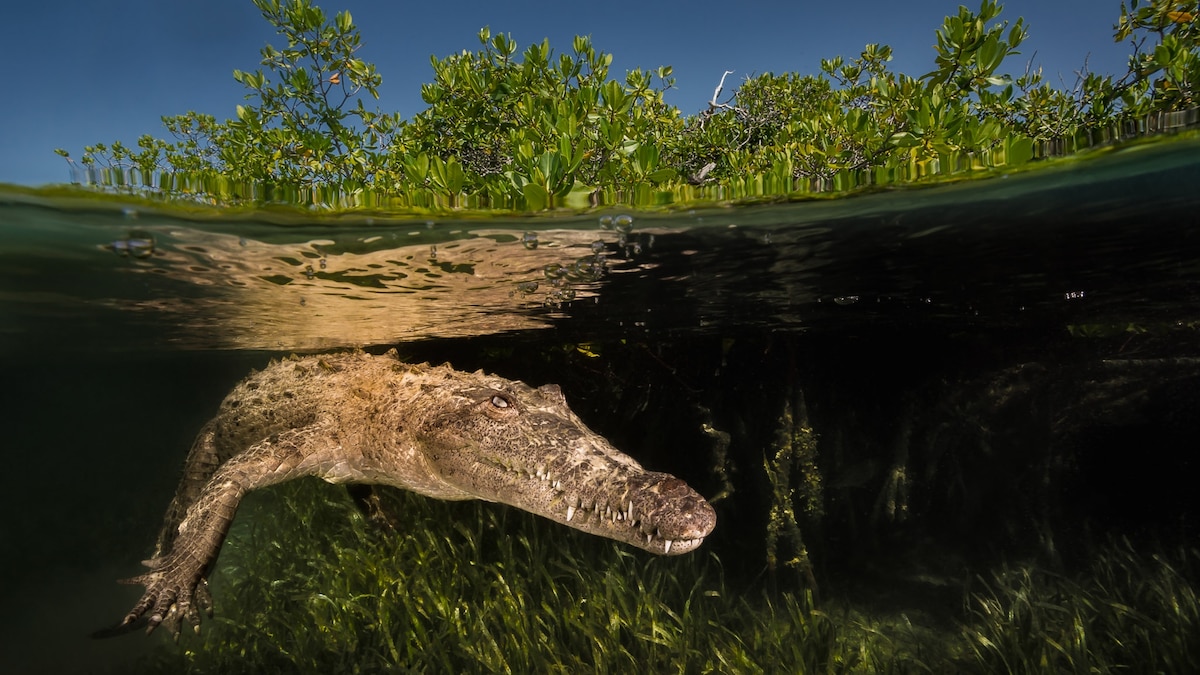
[{"xmin": 491, "ymin": 394, "xmax": 511, "ymax": 408}]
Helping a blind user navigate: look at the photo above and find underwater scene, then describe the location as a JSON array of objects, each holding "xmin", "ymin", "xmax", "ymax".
[{"xmin": 2, "ymin": 134, "xmax": 1200, "ymax": 674}]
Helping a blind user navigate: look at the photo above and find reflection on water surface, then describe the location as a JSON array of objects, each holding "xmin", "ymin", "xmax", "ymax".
[{"xmin": 2, "ymin": 134, "xmax": 1199, "ymax": 352}]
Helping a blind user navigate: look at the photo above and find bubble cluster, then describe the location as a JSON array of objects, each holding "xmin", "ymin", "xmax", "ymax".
[
  {"xmin": 513, "ymin": 214, "xmax": 636, "ymax": 308},
  {"xmin": 601, "ymin": 214, "xmax": 650, "ymax": 258}
]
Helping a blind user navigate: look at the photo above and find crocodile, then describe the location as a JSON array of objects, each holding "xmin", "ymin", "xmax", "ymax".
[{"xmin": 113, "ymin": 350, "xmax": 716, "ymax": 637}]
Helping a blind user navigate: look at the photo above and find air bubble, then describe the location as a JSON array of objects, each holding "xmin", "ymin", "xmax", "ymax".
[
  {"xmin": 522, "ymin": 232, "xmax": 539, "ymax": 250},
  {"xmin": 106, "ymin": 235, "xmax": 155, "ymax": 259}
]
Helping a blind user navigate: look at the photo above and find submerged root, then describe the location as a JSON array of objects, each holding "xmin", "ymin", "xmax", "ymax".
[{"xmin": 764, "ymin": 385, "xmax": 823, "ymax": 591}]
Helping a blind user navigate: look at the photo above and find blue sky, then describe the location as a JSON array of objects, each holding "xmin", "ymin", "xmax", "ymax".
[{"xmin": 2, "ymin": 0, "xmax": 1134, "ymax": 187}]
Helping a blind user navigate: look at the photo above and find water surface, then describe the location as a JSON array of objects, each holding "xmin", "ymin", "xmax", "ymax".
[{"xmin": 4, "ymin": 135, "xmax": 1198, "ymax": 352}]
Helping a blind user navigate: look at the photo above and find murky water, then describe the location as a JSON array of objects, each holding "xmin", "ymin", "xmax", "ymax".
[{"xmin": 2, "ymin": 135, "xmax": 1199, "ymax": 673}]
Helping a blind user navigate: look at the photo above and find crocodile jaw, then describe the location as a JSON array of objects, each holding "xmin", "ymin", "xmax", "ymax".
[
  {"xmin": 441, "ymin": 443, "xmax": 716, "ymax": 555},
  {"xmin": 544, "ymin": 468, "xmax": 716, "ymax": 556}
]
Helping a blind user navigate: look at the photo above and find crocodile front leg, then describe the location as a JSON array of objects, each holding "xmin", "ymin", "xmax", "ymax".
[
  {"xmin": 122, "ymin": 421, "xmax": 337, "ymax": 637},
  {"xmin": 151, "ymin": 422, "xmax": 225, "ymax": 561}
]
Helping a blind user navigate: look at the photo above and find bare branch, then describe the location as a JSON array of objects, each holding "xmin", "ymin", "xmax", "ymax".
[
  {"xmin": 706, "ymin": 70, "xmax": 745, "ymax": 114},
  {"xmin": 697, "ymin": 70, "xmax": 746, "ymax": 130},
  {"xmin": 711, "ymin": 70, "xmax": 735, "ymax": 106}
]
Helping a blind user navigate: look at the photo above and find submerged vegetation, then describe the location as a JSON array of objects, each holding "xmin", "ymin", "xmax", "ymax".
[
  {"xmin": 126, "ymin": 480, "xmax": 1199, "ymax": 674},
  {"xmin": 142, "ymin": 481, "xmax": 887, "ymax": 674},
  {"xmin": 964, "ymin": 544, "xmax": 1200, "ymax": 674},
  {"xmin": 57, "ymin": 0, "xmax": 1200, "ymax": 210}
]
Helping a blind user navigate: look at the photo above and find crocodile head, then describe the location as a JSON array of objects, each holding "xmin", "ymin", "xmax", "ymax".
[{"xmin": 410, "ymin": 368, "xmax": 716, "ymax": 555}]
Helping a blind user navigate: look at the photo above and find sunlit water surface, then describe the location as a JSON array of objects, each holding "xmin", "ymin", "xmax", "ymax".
[{"xmin": 4, "ymin": 136, "xmax": 1199, "ymax": 352}]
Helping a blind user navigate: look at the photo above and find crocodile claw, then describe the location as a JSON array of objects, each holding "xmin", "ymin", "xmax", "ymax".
[{"xmin": 118, "ymin": 555, "xmax": 210, "ymax": 637}]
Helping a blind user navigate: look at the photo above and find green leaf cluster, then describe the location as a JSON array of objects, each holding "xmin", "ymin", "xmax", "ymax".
[
  {"xmin": 56, "ymin": 0, "xmax": 1200, "ymax": 210},
  {"xmin": 219, "ymin": 0, "xmax": 397, "ymax": 186},
  {"xmin": 1116, "ymin": 0, "xmax": 1200, "ymax": 109},
  {"xmin": 974, "ymin": 0, "xmax": 1200, "ymax": 142},
  {"xmin": 386, "ymin": 27, "xmax": 682, "ymax": 209}
]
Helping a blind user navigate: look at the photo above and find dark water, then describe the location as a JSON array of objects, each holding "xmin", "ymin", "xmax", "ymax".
[{"xmin": 2, "ymin": 136, "xmax": 1199, "ymax": 672}]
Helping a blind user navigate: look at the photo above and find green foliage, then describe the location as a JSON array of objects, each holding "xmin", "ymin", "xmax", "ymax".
[
  {"xmin": 672, "ymin": 1, "xmax": 1035, "ymax": 193},
  {"xmin": 976, "ymin": 0, "xmax": 1200, "ymax": 142},
  {"xmin": 392, "ymin": 27, "xmax": 682, "ymax": 209},
  {"xmin": 57, "ymin": 0, "xmax": 1200, "ymax": 210},
  {"xmin": 218, "ymin": 0, "xmax": 400, "ymax": 186}
]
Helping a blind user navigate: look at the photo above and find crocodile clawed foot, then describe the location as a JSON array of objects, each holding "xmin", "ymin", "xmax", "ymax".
[{"xmin": 115, "ymin": 556, "xmax": 207, "ymax": 637}]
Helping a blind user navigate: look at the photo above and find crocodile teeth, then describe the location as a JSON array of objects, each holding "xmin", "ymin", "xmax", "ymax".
[
  {"xmin": 566, "ymin": 505, "xmax": 576, "ymax": 522},
  {"xmin": 663, "ymin": 540, "xmax": 673, "ymax": 554},
  {"xmin": 627, "ymin": 501, "xmax": 633, "ymax": 521}
]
